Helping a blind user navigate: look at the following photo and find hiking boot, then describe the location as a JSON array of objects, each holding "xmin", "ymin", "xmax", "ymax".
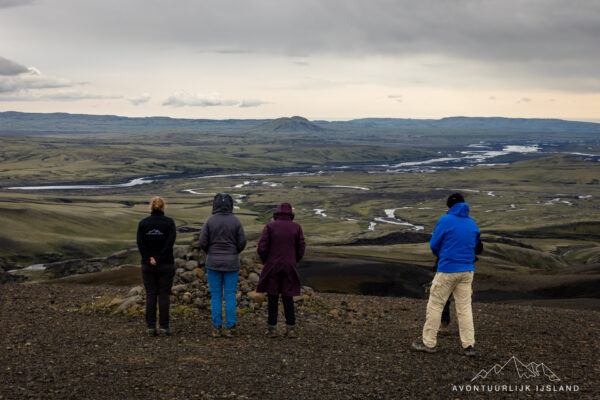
[
  {"xmin": 266, "ymin": 326, "xmax": 278, "ymax": 338},
  {"xmin": 146, "ymin": 328, "xmax": 157, "ymax": 337},
  {"xmin": 411, "ymin": 341, "xmax": 437, "ymax": 353},
  {"xmin": 284, "ymin": 325, "xmax": 297, "ymax": 338},
  {"xmin": 158, "ymin": 327, "xmax": 172, "ymax": 337},
  {"xmin": 211, "ymin": 326, "xmax": 222, "ymax": 338},
  {"xmin": 463, "ymin": 346, "xmax": 476, "ymax": 357},
  {"xmin": 223, "ymin": 326, "xmax": 236, "ymax": 338}
]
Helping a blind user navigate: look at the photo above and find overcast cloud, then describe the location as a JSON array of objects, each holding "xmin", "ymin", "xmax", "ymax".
[{"xmin": 0, "ymin": 1, "xmax": 599, "ymax": 119}]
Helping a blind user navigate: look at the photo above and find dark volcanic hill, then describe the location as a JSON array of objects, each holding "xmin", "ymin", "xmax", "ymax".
[{"xmin": 252, "ymin": 116, "xmax": 326, "ymax": 133}]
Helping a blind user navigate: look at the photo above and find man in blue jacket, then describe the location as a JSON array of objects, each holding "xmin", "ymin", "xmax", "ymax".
[{"xmin": 412, "ymin": 193, "xmax": 481, "ymax": 357}]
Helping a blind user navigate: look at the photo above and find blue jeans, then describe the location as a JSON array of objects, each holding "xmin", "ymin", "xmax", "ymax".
[{"xmin": 206, "ymin": 269, "xmax": 238, "ymax": 328}]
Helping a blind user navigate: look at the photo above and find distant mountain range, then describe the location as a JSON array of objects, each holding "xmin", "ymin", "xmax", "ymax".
[
  {"xmin": 1, "ymin": 111, "xmax": 599, "ymax": 136},
  {"xmin": 471, "ymin": 356, "xmax": 561, "ymax": 382}
]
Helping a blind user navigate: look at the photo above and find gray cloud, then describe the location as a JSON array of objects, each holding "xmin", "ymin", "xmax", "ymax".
[
  {"xmin": 0, "ymin": 0, "xmax": 35, "ymax": 8},
  {"xmin": 0, "ymin": 75, "xmax": 72, "ymax": 93},
  {"xmin": 0, "ymin": 56, "xmax": 30, "ymax": 75},
  {"xmin": 3, "ymin": 1, "xmax": 600, "ymax": 94},
  {"xmin": 162, "ymin": 92, "xmax": 268, "ymax": 108},
  {"xmin": 162, "ymin": 92, "xmax": 239, "ymax": 107},
  {"xmin": 0, "ymin": 91, "xmax": 122, "ymax": 101},
  {"xmin": 239, "ymin": 99, "xmax": 269, "ymax": 108},
  {"xmin": 128, "ymin": 93, "xmax": 151, "ymax": 106}
]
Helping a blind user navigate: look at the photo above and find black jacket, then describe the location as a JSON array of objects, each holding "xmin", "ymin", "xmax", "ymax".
[
  {"xmin": 199, "ymin": 194, "xmax": 247, "ymax": 272},
  {"xmin": 136, "ymin": 210, "xmax": 176, "ymax": 265}
]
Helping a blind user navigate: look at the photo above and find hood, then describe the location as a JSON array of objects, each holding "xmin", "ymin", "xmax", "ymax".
[
  {"xmin": 212, "ymin": 193, "xmax": 234, "ymax": 214},
  {"xmin": 447, "ymin": 202, "xmax": 470, "ymax": 217},
  {"xmin": 273, "ymin": 202, "xmax": 294, "ymax": 220}
]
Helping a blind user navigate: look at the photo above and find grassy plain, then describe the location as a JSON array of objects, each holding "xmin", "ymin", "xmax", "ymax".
[{"xmin": 1, "ymin": 130, "xmax": 599, "ymax": 302}]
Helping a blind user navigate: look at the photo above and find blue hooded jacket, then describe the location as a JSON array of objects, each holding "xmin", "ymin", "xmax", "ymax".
[{"xmin": 430, "ymin": 202, "xmax": 480, "ymax": 273}]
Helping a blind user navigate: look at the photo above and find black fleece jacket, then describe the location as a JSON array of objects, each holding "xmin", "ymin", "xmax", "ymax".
[{"xmin": 136, "ymin": 210, "xmax": 176, "ymax": 265}]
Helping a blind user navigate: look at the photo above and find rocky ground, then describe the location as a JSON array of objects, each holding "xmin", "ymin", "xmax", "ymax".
[{"xmin": 1, "ymin": 283, "xmax": 598, "ymax": 400}]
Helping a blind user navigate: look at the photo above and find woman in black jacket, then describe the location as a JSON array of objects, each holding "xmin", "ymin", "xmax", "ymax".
[{"xmin": 137, "ymin": 197, "xmax": 177, "ymax": 336}]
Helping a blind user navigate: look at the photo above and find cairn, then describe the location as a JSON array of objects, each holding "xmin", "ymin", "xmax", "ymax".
[{"xmin": 107, "ymin": 233, "xmax": 322, "ymax": 316}]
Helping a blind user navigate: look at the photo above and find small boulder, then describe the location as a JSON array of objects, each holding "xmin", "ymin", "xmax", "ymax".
[
  {"xmin": 248, "ymin": 272, "xmax": 260, "ymax": 284},
  {"xmin": 118, "ymin": 296, "xmax": 141, "ymax": 312},
  {"xmin": 171, "ymin": 284, "xmax": 187, "ymax": 294},
  {"xmin": 180, "ymin": 271, "xmax": 197, "ymax": 283},
  {"xmin": 247, "ymin": 291, "xmax": 266, "ymax": 303},
  {"xmin": 184, "ymin": 260, "xmax": 197, "ymax": 271},
  {"xmin": 127, "ymin": 286, "xmax": 143, "ymax": 297}
]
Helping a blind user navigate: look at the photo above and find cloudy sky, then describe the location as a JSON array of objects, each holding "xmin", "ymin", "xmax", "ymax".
[{"xmin": 1, "ymin": 0, "xmax": 599, "ymax": 120}]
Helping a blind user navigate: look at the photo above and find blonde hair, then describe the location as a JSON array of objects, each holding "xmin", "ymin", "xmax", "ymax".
[{"xmin": 149, "ymin": 196, "xmax": 166, "ymax": 212}]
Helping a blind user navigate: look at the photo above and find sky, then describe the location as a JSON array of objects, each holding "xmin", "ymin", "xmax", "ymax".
[{"xmin": 1, "ymin": 0, "xmax": 600, "ymax": 121}]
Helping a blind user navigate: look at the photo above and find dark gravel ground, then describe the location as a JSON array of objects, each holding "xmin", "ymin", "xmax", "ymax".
[{"xmin": 1, "ymin": 283, "xmax": 598, "ymax": 400}]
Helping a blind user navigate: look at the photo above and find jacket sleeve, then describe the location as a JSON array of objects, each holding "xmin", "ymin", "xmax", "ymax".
[
  {"xmin": 429, "ymin": 217, "xmax": 446, "ymax": 257},
  {"xmin": 199, "ymin": 220, "xmax": 209, "ymax": 253},
  {"xmin": 136, "ymin": 222, "xmax": 150, "ymax": 264},
  {"xmin": 257, "ymin": 225, "xmax": 270, "ymax": 263},
  {"xmin": 296, "ymin": 225, "xmax": 306, "ymax": 262},
  {"xmin": 236, "ymin": 220, "xmax": 247, "ymax": 253},
  {"xmin": 157, "ymin": 219, "xmax": 177, "ymax": 263}
]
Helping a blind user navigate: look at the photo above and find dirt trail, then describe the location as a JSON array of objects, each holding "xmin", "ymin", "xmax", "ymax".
[{"xmin": 1, "ymin": 283, "xmax": 598, "ymax": 399}]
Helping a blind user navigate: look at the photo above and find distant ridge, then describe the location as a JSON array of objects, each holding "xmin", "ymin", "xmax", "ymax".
[{"xmin": 1, "ymin": 111, "xmax": 600, "ymax": 135}]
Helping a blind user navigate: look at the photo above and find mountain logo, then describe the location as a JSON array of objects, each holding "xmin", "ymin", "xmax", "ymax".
[
  {"xmin": 471, "ymin": 356, "xmax": 560, "ymax": 383},
  {"xmin": 146, "ymin": 229, "xmax": 164, "ymax": 235}
]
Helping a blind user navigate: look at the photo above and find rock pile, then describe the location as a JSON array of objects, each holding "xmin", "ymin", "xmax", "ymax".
[{"xmin": 108, "ymin": 234, "xmax": 339, "ymax": 318}]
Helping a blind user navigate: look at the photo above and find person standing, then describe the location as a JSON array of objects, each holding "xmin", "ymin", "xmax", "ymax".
[
  {"xmin": 412, "ymin": 193, "xmax": 481, "ymax": 357},
  {"xmin": 199, "ymin": 193, "xmax": 246, "ymax": 338},
  {"xmin": 137, "ymin": 196, "xmax": 177, "ymax": 337},
  {"xmin": 256, "ymin": 203, "xmax": 306, "ymax": 338}
]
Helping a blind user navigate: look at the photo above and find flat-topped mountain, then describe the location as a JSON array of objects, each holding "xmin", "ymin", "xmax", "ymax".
[{"xmin": 253, "ymin": 116, "xmax": 325, "ymax": 133}]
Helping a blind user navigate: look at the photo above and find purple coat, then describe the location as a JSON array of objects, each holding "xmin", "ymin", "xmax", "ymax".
[{"xmin": 256, "ymin": 203, "xmax": 306, "ymax": 296}]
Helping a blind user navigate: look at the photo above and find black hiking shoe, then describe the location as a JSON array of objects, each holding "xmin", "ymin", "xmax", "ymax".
[
  {"xmin": 223, "ymin": 326, "xmax": 236, "ymax": 338},
  {"xmin": 158, "ymin": 327, "xmax": 172, "ymax": 337},
  {"xmin": 146, "ymin": 328, "xmax": 157, "ymax": 337},
  {"xmin": 266, "ymin": 326, "xmax": 278, "ymax": 338},
  {"xmin": 411, "ymin": 341, "xmax": 437, "ymax": 353},
  {"xmin": 463, "ymin": 346, "xmax": 476, "ymax": 357},
  {"xmin": 284, "ymin": 325, "xmax": 297, "ymax": 338}
]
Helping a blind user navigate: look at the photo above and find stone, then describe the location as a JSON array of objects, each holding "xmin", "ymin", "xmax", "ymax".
[
  {"xmin": 293, "ymin": 296, "xmax": 303, "ymax": 302},
  {"xmin": 118, "ymin": 296, "xmax": 141, "ymax": 311},
  {"xmin": 194, "ymin": 268, "xmax": 205, "ymax": 279},
  {"xmin": 127, "ymin": 286, "xmax": 143, "ymax": 297},
  {"xmin": 174, "ymin": 258, "xmax": 186, "ymax": 269},
  {"xmin": 182, "ymin": 292, "xmax": 192, "ymax": 304},
  {"xmin": 329, "ymin": 309, "xmax": 340, "ymax": 318},
  {"xmin": 248, "ymin": 272, "xmax": 259, "ymax": 284},
  {"xmin": 302, "ymin": 294, "xmax": 311, "ymax": 302},
  {"xmin": 108, "ymin": 297, "xmax": 123, "ymax": 308},
  {"xmin": 301, "ymin": 286, "xmax": 315, "ymax": 295},
  {"xmin": 184, "ymin": 260, "xmax": 197, "ymax": 271},
  {"xmin": 171, "ymin": 284, "xmax": 187, "ymax": 294},
  {"xmin": 247, "ymin": 291, "xmax": 266, "ymax": 303},
  {"xmin": 180, "ymin": 271, "xmax": 197, "ymax": 283},
  {"xmin": 173, "ymin": 246, "xmax": 188, "ymax": 260}
]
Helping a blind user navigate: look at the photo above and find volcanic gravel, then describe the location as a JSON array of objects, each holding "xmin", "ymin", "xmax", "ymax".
[{"xmin": 1, "ymin": 283, "xmax": 598, "ymax": 399}]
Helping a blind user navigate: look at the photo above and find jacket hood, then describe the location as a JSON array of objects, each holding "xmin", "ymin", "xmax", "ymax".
[
  {"xmin": 273, "ymin": 202, "xmax": 294, "ymax": 220},
  {"xmin": 447, "ymin": 202, "xmax": 470, "ymax": 217},
  {"xmin": 212, "ymin": 193, "xmax": 234, "ymax": 214}
]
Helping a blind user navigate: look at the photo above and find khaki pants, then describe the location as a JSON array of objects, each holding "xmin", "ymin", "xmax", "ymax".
[{"xmin": 422, "ymin": 271, "xmax": 475, "ymax": 349}]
